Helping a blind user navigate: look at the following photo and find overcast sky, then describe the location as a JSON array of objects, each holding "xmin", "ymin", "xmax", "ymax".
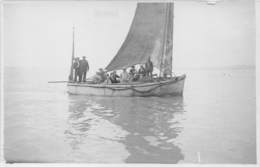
[{"xmin": 3, "ymin": 0, "xmax": 255, "ymax": 75}]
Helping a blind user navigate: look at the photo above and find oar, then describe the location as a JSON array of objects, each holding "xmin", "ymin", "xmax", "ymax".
[{"xmin": 48, "ymin": 81, "xmax": 68, "ymax": 83}]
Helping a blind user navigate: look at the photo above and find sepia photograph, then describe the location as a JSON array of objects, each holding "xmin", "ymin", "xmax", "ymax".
[{"xmin": 1, "ymin": 0, "xmax": 257, "ymax": 165}]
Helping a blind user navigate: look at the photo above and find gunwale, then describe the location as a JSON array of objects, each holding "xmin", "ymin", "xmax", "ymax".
[{"xmin": 67, "ymin": 74, "xmax": 186, "ymax": 88}]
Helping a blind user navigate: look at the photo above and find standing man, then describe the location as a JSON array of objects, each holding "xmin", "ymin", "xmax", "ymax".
[
  {"xmin": 145, "ymin": 57, "xmax": 153, "ymax": 79},
  {"xmin": 79, "ymin": 56, "xmax": 89, "ymax": 82},
  {"xmin": 73, "ymin": 57, "xmax": 80, "ymax": 82}
]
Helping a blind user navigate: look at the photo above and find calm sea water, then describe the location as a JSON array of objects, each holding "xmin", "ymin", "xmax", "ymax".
[{"xmin": 4, "ymin": 67, "xmax": 256, "ymax": 163}]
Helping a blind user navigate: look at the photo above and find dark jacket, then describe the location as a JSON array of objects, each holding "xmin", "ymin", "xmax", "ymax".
[
  {"xmin": 129, "ymin": 68, "xmax": 136, "ymax": 76},
  {"xmin": 79, "ymin": 59, "xmax": 89, "ymax": 73},
  {"xmin": 73, "ymin": 60, "xmax": 79, "ymax": 69},
  {"xmin": 110, "ymin": 73, "xmax": 120, "ymax": 83},
  {"xmin": 145, "ymin": 60, "xmax": 153, "ymax": 73}
]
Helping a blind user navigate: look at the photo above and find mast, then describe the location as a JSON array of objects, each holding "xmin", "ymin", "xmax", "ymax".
[
  {"xmin": 159, "ymin": 3, "xmax": 173, "ymax": 77},
  {"xmin": 159, "ymin": 4, "xmax": 170, "ymax": 77},
  {"xmin": 168, "ymin": 3, "xmax": 173, "ymax": 77},
  {"xmin": 68, "ymin": 26, "xmax": 75, "ymax": 81}
]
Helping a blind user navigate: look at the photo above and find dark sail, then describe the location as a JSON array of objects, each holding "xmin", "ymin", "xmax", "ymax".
[{"xmin": 105, "ymin": 3, "xmax": 173, "ymax": 74}]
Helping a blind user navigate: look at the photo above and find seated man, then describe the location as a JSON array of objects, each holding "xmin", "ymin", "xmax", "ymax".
[
  {"xmin": 109, "ymin": 71, "xmax": 120, "ymax": 83},
  {"xmin": 138, "ymin": 65, "xmax": 146, "ymax": 80},
  {"xmin": 92, "ymin": 68, "xmax": 107, "ymax": 84},
  {"xmin": 129, "ymin": 66, "xmax": 136, "ymax": 75},
  {"xmin": 120, "ymin": 68, "xmax": 129, "ymax": 83},
  {"xmin": 129, "ymin": 66, "xmax": 138, "ymax": 81}
]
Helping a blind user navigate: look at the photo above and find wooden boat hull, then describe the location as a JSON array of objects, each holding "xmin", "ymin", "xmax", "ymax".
[{"xmin": 67, "ymin": 74, "xmax": 186, "ymax": 97}]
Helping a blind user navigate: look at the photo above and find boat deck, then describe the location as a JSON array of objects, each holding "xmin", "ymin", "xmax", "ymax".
[{"xmin": 67, "ymin": 75, "xmax": 186, "ymax": 88}]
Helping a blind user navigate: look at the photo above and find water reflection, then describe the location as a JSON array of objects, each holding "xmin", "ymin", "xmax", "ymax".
[
  {"xmin": 65, "ymin": 100, "xmax": 90, "ymax": 150},
  {"xmin": 65, "ymin": 95, "xmax": 185, "ymax": 163}
]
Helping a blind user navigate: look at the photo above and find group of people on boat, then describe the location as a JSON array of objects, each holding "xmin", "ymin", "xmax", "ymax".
[
  {"xmin": 71, "ymin": 56, "xmax": 154, "ymax": 84},
  {"xmin": 108, "ymin": 58, "xmax": 153, "ymax": 84},
  {"xmin": 72, "ymin": 56, "xmax": 89, "ymax": 82}
]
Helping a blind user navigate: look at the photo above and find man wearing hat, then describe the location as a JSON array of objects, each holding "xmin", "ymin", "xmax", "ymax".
[
  {"xmin": 73, "ymin": 57, "xmax": 80, "ymax": 82},
  {"xmin": 145, "ymin": 57, "xmax": 153, "ymax": 79},
  {"xmin": 79, "ymin": 56, "xmax": 89, "ymax": 82}
]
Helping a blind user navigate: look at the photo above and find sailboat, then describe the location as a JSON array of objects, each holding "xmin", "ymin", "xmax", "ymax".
[{"xmin": 67, "ymin": 3, "xmax": 186, "ymax": 96}]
